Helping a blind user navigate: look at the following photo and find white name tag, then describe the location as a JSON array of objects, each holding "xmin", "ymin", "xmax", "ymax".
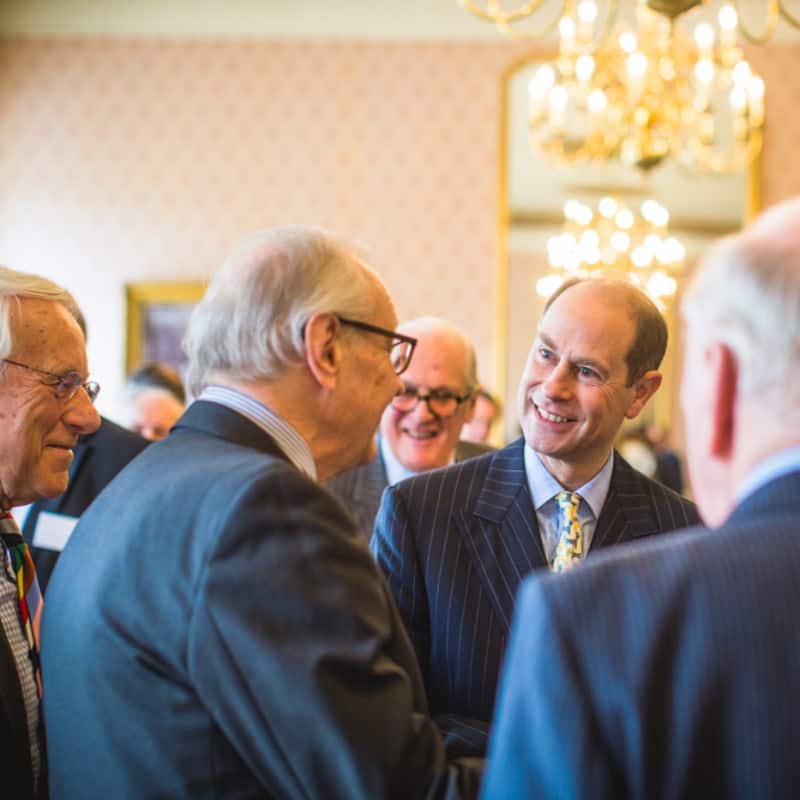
[{"xmin": 31, "ymin": 511, "xmax": 78, "ymax": 552}]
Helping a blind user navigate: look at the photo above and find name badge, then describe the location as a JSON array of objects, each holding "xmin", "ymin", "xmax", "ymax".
[{"xmin": 31, "ymin": 511, "xmax": 78, "ymax": 552}]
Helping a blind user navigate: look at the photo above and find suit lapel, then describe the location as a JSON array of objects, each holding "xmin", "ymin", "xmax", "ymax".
[
  {"xmin": 456, "ymin": 439, "xmax": 546, "ymax": 632},
  {"xmin": 592, "ymin": 453, "xmax": 661, "ymax": 551}
]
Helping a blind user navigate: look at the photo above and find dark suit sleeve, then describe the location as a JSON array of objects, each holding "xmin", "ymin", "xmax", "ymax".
[
  {"xmin": 189, "ymin": 469, "xmax": 481, "ymax": 800},
  {"xmin": 372, "ymin": 484, "xmax": 490, "ymax": 758},
  {"xmin": 482, "ymin": 576, "xmax": 617, "ymax": 799},
  {"xmin": 371, "ymin": 484, "xmax": 432, "ymax": 678}
]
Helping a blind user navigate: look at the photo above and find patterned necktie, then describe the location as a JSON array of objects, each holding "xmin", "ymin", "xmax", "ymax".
[
  {"xmin": 0, "ymin": 511, "xmax": 43, "ymax": 696},
  {"xmin": 551, "ymin": 491, "xmax": 584, "ymax": 574}
]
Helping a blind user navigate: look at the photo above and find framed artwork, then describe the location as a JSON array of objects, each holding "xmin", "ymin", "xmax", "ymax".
[{"xmin": 125, "ymin": 282, "xmax": 207, "ymax": 376}]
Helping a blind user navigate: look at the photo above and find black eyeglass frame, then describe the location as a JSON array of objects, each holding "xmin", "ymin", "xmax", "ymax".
[
  {"xmin": 336, "ymin": 316, "xmax": 418, "ymax": 376},
  {"xmin": 390, "ymin": 385, "xmax": 475, "ymax": 419},
  {"xmin": 2, "ymin": 358, "xmax": 101, "ymax": 402}
]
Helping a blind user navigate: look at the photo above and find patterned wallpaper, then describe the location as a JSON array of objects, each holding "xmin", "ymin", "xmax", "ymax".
[{"xmin": 0, "ymin": 36, "xmax": 798, "ymax": 423}]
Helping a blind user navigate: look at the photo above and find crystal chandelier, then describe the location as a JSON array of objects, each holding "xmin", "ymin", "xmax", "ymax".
[
  {"xmin": 536, "ymin": 196, "xmax": 685, "ymax": 307},
  {"xmin": 460, "ymin": 0, "xmax": 800, "ymax": 42},
  {"xmin": 525, "ymin": 1, "xmax": 765, "ymax": 170}
]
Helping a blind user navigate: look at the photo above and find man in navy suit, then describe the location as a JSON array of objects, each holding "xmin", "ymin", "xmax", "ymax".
[
  {"xmin": 373, "ymin": 278, "xmax": 698, "ymax": 752},
  {"xmin": 483, "ymin": 198, "xmax": 800, "ymax": 798},
  {"xmin": 42, "ymin": 226, "xmax": 481, "ymax": 798}
]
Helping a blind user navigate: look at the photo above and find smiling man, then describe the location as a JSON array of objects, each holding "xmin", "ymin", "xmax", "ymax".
[
  {"xmin": 0, "ymin": 267, "xmax": 101, "ymax": 799},
  {"xmin": 326, "ymin": 316, "xmax": 489, "ymax": 538},
  {"xmin": 371, "ymin": 277, "xmax": 698, "ymax": 752}
]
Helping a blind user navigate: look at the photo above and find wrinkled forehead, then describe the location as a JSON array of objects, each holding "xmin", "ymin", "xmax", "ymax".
[{"xmin": 11, "ymin": 298, "xmax": 86, "ymax": 361}]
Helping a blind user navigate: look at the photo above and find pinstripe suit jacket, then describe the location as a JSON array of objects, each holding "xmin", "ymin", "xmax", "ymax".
[
  {"xmin": 325, "ymin": 437, "xmax": 492, "ymax": 541},
  {"xmin": 372, "ymin": 437, "xmax": 699, "ymax": 738},
  {"xmin": 483, "ymin": 469, "xmax": 800, "ymax": 799}
]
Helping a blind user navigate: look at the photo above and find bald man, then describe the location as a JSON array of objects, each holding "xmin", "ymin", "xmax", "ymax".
[{"xmin": 326, "ymin": 316, "xmax": 490, "ymax": 539}]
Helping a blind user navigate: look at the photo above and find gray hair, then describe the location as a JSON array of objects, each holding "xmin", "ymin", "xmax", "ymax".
[
  {"xmin": 0, "ymin": 266, "xmax": 82, "ymax": 360},
  {"xmin": 185, "ymin": 225, "xmax": 381, "ymax": 395},
  {"xmin": 682, "ymin": 216, "xmax": 800, "ymax": 406}
]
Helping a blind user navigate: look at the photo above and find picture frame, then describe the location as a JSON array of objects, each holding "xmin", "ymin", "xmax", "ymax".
[{"xmin": 125, "ymin": 282, "xmax": 207, "ymax": 376}]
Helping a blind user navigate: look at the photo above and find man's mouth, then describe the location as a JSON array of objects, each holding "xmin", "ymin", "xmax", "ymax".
[
  {"xmin": 401, "ymin": 429, "xmax": 440, "ymax": 441},
  {"xmin": 46, "ymin": 442, "xmax": 75, "ymax": 452},
  {"xmin": 534, "ymin": 403, "xmax": 575, "ymax": 424}
]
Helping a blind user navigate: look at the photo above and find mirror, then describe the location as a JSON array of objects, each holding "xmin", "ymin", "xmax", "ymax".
[{"xmin": 494, "ymin": 52, "xmax": 760, "ymax": 444}]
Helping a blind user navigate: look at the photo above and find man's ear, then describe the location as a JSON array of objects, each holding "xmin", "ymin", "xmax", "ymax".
[
  {"xmin": 707, "ymin": 342, "xmax": 737, "ymax": 458},
  {"xmin": 624, "ymin": 370, "xmax": 663, "ymax": 420},
  {"xmin": 462, "ymin": 391, "xmax": 478, "ymax": 423},
  {"xmin": 304, "ymin": 313, "xmax": 342, "ymax": 390}
]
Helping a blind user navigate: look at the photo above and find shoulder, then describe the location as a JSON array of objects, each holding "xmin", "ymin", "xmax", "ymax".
[
  {"xmin": 83, "ymin": 417, "xmax": 149, "ymax": 460},
  {"xmin": 455, "ymin": 439, "xmax": 495, "ymax": 461},
  {"xmin": 613, "ymin": 453, "xmax": 700, "ymax": 526}
]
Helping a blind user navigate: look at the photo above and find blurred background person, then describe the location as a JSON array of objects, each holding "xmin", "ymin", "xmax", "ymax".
[
  {"xmin": 122, "ymin": 361, "xmax": 186, "ymax": 441},
  {"xmin": 460, "ymin": 386, "xmax": 502, "ymax": 445},
  {"xmin": 326, "ymin": 316, "xmax": 490, "ymax": 539},
  {"xmin": 644, "ymin": 422, "xmax": 684, "ymax": 494}
]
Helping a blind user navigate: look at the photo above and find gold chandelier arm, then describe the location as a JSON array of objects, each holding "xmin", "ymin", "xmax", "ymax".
[
  {"xmin": 458, "ymin": 0, "xmax": 550, "ymax": 26},
  {"xmin": 780, "ymin": 0, "xmax": 800, "ymax": 29},
  {"xmin": 496, "ymin": 0, "xmax": 616, "ymax": 44},
  {"xmin": 732, "ymin": 0, "xmax": 779, "ymax": 44}
]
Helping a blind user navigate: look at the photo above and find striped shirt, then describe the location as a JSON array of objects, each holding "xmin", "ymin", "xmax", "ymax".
[{"xmin": 197, "ymin": 386, "xmax": 316, "ymax": 480}]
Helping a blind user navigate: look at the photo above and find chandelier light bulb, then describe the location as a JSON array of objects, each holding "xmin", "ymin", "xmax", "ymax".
[
  {"xmin": 626, "ymin": 52, "xmax": 648, "ymax": 78},
  {"xmin": 588, "ymin": 88, "xmax": 607, "ymax": 113},
  {"xmin": 577, "ymin": 1, "xmax": 598, "ymax": 24},
  {"xmin": 536, "ymin": 274, "xmax": 564, "ymax": 298},
  {"xmin": 599, "ymin": 197, "xmax": 618, "ymax": 218},
  {"xmin": 732, "ymin": 60, "xmax": 752, "ymax": 86},
  {"xmin": 619, "ymin": 31, "xmax": 637, "ymax": 53},
  {"xmin": 611, "ymin": 231, "xmax": 631, "ymax": 252},
  {"xmin": 559, "ymin": 15, "xmax": 576, "ymax": 40},
  {"xmin": 576, "ymin": 54, "xmax": 595, "ymax": 82},
  {"xmin": 718, "ymin": 4, "xmax": 738, "ymax": 31},
  {"xmin": 729, "ymin": 86, "xmax": 748, "ymax": 112},
  {"xmin": 694, "ymin": 23, "xmax": 715, "ymax": 51}
]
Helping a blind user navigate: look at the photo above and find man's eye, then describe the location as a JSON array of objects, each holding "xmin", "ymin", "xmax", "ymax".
[
  {"xmin": 430, "ymin": 392, "xmax": 456, "ymax": 402},
  {"xmin": 538, "ymin": 347, "xmax": 553, "ymax": 360},
  {"xmin": 578, "ymin": 366, "xmax": 598, "ymax": 379}
]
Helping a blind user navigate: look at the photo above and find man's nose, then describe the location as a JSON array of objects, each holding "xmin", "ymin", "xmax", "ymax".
[
  {"xmin": 541, "ymin": 361, "xmax": 573, "ymax": 399},
  {"xmin": 64, "ymin": 389, "xmax": 101, "ymax": 435}
]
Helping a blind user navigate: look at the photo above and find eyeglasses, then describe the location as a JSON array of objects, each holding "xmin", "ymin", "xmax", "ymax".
[
  {"xmin": 391, "ymin": 385, "xmax": 474, "ymax": 418},
  {"xmin": 337, "ymin": 316, "xmax": 417, "ymax": 376},
  {"xmin": 3, "ymin": 359, "xmax": 101, "ymax": 402}
]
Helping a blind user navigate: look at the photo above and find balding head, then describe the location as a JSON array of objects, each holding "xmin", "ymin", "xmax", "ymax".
[{"xmin": 380, "ymin": 316, "xmax": 478, "ymax": 474}]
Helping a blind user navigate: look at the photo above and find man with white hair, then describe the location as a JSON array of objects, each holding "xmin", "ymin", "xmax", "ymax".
[
  {"xmin": 326, "ymin": 316, "xmax": 488, "ymax": 538},
  {"xmin": 0, "ymin": 268, "xmax": 100, "ymax": 799},
  {"xmin": 483, "ymin": 198, "xmax": 800, "ymax": 798},
  {"xmin": 42, "ymin": 226, "xmax": 482, "ymax": 799}
]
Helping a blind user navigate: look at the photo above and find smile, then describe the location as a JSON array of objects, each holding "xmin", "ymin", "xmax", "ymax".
[
  {"xmin": 534, "ymin": 403, "xmax": 574, "ymax": 424},
  {"xmin": 402, "ymin": 429, "xmax": 439, "ymax": 440}
]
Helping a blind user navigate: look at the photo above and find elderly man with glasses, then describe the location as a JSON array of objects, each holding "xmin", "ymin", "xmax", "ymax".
[
  {"xmin": 372, "ymin": 277, "xmax": 699, "ymax": 757},
  {"xmin": 326, "ymin": 316, "xmax": 490, "ymax": 540},
  {"xmin": 0, "ymin": 267, "xmax": 100, "ymax": 799},
  {"xmin": 42, "ymin": 227, "xmax": 482, "ymax": 799}
]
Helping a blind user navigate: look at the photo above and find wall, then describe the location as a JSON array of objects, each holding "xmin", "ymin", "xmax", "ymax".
[{"xmin": 0, "ymin": 35, "xmax": 799, "ymax": 427}]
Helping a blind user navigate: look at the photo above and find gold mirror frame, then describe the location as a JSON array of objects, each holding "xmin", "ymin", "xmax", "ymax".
[
  {"xmin": 125, "ymin": 282, "xmax": 207, "ymax": 374},
  {"xmin": 494, "ymin": 50, "xmax": 761, "ymax": 441}
]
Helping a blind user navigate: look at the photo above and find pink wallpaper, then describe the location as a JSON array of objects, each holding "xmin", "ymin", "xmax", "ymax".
[{"xmin": 0, "ymin": 36, "xmax": 798, "ymax": 410}]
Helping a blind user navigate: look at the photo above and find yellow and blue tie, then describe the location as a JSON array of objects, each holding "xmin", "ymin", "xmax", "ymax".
[{"xmin": 551, "ymin": 491, "xmax": 584, "ymax": 574}]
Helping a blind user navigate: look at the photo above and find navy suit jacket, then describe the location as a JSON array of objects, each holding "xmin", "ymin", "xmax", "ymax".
[
  {"xmin": 483, "ymin": 469, "xmax": 800, "ymax": 799},
  {"xmin": 42, "ymin": 401, "xmax": 481, "ymax": 799},
  {"xmin": 325, "ymin": 437, "xmax": 492, "ymax": 541},
  {"xmin": 23, "ymin": 417, "xmax": 148, "ymax": 592},
  {"xmin": 372, "ymin": 438, "xmax": 699, "ymax": 747}
]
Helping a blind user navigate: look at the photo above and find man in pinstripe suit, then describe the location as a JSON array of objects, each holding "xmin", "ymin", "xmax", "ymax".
[
  {"xmin": 484, "ymin": 198, "xmax": 800, "ymax": 798},
  {"xmin": 372, "ymin": 278, "xmax": 698, "ymax": 753}
]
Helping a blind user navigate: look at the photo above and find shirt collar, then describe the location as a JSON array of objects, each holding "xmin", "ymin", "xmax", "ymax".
[
  {"xmin": 381, "ymin": 435, "xmax": 418, "ymax": 486},
  {"xmin": 198, "ymin": 386, "xmax": 317, "ymax": 480},
  {"xmin": 736, "ymin": 445, "xmax": 800, "ymax": 504},
  {"xmin": 524, "ymin": 443, "xmax": 614, "ymax": 520}
]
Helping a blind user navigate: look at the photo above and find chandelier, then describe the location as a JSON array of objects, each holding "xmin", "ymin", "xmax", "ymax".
[
  {"xmin": 536, "ymin": 196, "xmax": 685, "ymax": 307},
  {"xmin": 460, "ymin": 0, "xmax": 800, "ymax": 42},
  {"xmin": 464, "ymin": 1, "xmax": 771, "ymax": 171}
]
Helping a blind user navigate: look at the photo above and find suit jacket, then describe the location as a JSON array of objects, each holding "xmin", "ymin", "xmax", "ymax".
[
  {"xmin": 23, "ymin": 416, "xmax": 148, "ymax": 592},
  {"xmin": 372, "ymin": 437, "xmax": 699, "ymax": 745},
  {"xmin": 483, "ymin": 469, "xmax": 800, "ymax": 799},
  {"xmin": 325, "ymin": 437, "xmax": 493, "ymax": 541},
  {"xmin": 0, "ymin": 626, "xmax": 39, "ymax": 798},
  {"xmin": 41, "ymin": 401, "xmax": 481, "ymax": 799}
]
